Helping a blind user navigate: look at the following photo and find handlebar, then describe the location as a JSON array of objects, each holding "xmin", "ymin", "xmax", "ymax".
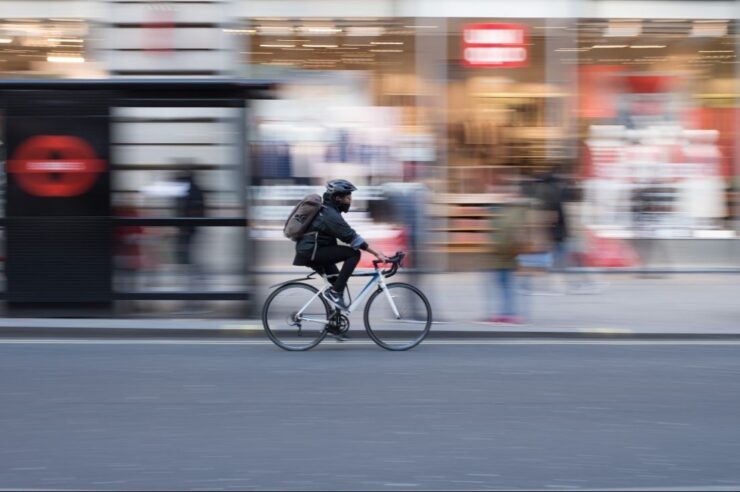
[{"xmin": 373, "ymin": 251, "xmax": 405, "ymax": 278}]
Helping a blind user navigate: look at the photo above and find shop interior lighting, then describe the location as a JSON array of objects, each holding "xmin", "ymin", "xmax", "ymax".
[
  {"xmin": 605, "ymin": 21, "xmax": 641, "ymax": 37},
  {"xmin": 554, "ymin": 48, "xmax": 590, "ymax": 52},
  {"xmin": 404, "ymin": 25, "xmax": 437, "ymax": 29},
  {"xmin": 47, "ymin": 55, "xmax": 84, "ymax": 63},
  {"xmin": 691, "ymin": 21, "xmax": 727, "ymax": 37},
  {"xmin": 345, "ymin": 26, "xmax": 384, "ymax": 37},
  {"xmin": 630, "ymin": 45, "xmax": 667, "ymax": 49},
  {"xmin": 0, "ymin": 38, "xmax": 12, "ymax": 44},
  {"xmin": 343, "ymin": 43, "xmax": 372, "ymax": 47},
  {"xmin": 297, "ymin": 26, "xmax": 342, "ymax": 34},
  {"xmin": 592, "ymin": 45, "xmax": 628, "ymax": 49},
  {"xmin": 260, "ymin": 44, "xmax": 295, "ymax": 48},
  {"xmin": 48, "ymin": 38, "xmax": 83, "ymax": 43},
  {"xmin": 303, "ymin": 44, "xmax": 337, "ymax": 48},
  {"xmin": 370, "ymin": 41, "xmax": 403, "ymax": 45},
  {"xmin": 223, "ymin": 28, "xmax": 255, "ymax": 34},
  {"xmin": 370, "ymin": 49, "xmax": 403, "ymax": 53},
  {"xmin": 699, "ymin": 50, "xmax": 734, "ymax": 53},
  {"xmin": 257, "ymin": 26, "xmax": 294, "ymax": 35}
]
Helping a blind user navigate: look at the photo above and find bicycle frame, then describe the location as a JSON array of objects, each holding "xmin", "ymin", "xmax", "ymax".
[{"xmin": 295, "ymin": 269, "xmax": 401, "ymax": 327}]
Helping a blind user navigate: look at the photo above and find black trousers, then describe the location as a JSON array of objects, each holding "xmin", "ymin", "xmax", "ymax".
[{"xmin": 308, "ymin": 245, "xmax": 361, "ymax": 293}]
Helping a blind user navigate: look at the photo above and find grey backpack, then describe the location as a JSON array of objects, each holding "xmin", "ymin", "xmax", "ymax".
[{"xmin": 283, "ymin": 193, "xmax": 323, "ymax": 241}]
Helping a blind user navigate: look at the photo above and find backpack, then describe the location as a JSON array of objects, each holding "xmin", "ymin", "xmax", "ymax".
[{"xmin": 283, "ymin": 193, "xmax": 323, "ymax": 241}]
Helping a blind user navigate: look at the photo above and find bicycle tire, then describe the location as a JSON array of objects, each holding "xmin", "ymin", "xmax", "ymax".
[
  {"xmin": 262, "ymin": 282, "xmax": 331, "ymax": 351},
  {"xmin": 364, "ymin": 282, "xmax": 432, "ymax": 351}
]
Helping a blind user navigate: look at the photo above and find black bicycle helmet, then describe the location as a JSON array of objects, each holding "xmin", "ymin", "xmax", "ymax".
[{"xmin": 326, "ymin": 179, "xmax": 358, "ymax": 196}]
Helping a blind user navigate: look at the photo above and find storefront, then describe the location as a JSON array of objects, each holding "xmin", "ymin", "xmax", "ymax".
[{"xmin": 237, "ymin": 15, "xmax": 738, "ymax": 269}]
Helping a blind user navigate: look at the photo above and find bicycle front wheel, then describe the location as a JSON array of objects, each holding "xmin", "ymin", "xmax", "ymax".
[
  {"xmin": 262, "ymin": 282, "xmax": 331, "ymax": 351},
  {"xmin": 364, "ymin": 282, "xmax": 432, "ymax": 351}
]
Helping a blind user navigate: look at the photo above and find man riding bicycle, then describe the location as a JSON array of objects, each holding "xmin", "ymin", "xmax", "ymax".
[{"xmin": 293, "ymin": 179, "xmax": 388, "ymax": 310}]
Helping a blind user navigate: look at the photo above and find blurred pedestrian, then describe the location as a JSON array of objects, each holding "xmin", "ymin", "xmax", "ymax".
[
  {"xmin": 529, "ymin": 168, "xmax": 600, "ymax": 293},
  {"xmin": 485, "ymin": 173, "xmax": 529, "ymax": 324},
  {"xmin": 174, "ymin": 166, "xmax": 207, "ymax": 308}
]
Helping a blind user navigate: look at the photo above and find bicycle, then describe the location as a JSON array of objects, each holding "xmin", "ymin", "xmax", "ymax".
[{"xmin": 262, "ymin": 251, "xmax": 432, "ymax": 351}]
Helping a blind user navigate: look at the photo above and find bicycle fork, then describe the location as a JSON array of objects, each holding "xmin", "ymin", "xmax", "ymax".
[{"xmin": 379, "ymin": 277, "xmax": 402, "ymax": 320}]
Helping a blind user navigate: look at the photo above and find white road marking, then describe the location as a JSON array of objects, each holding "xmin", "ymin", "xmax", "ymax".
[{"xmin": 0, "ymin": 338, "xmax": 739, "ymax": 347}]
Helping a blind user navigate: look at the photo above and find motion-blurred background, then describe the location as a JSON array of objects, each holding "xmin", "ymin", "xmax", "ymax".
[{"xmin": 0, "ymin": 0, "xmax": 737, "ymax": 318}]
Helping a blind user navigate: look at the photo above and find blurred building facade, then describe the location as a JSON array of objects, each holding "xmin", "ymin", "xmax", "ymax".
[{"xmin": 0, "ymin": 0, "xmax": 739, "ymax": 272}]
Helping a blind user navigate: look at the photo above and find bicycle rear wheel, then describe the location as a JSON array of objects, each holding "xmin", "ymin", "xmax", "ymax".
[
  {"xmin": 364, "ymin": 282, "xmax": 432, "ymax": 351},
  {"xmin": 262, "ymin": 283, "xmax": 331, "ymax": 351}
]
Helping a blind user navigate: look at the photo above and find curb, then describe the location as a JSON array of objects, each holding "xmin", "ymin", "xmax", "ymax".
[{"xmin": 2, "ymin": 326, "xmax": 740, "ymax": 341}]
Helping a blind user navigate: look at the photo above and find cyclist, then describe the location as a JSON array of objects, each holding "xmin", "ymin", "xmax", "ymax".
[{"xmin": 293, "ymin": 179, "xmax": 388, "ymax": 310}]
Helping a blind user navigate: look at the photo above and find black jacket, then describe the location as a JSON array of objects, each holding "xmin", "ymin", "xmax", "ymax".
[{"xmin": 293, "ymin": 196, "xmax": 367, "ymax": 266}]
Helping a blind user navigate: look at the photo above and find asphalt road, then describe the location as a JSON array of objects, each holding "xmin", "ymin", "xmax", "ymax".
[{"xmin": 2, "ymin": 339, "xmax": 740, "ymax": 491}]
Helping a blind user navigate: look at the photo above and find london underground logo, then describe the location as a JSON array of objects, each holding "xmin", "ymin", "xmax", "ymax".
[{"xmin": 8, "ymin": 135, "xmax": 105, "ymax": 197}]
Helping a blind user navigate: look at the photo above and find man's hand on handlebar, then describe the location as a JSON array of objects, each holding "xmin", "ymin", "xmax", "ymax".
[
  {"xmin": 366, "ymin": 245, "xmax": 389, "ymax": 264},
  {"xmin": 375, "ymin": 252, "xmax": 390, "ymax": 263}
]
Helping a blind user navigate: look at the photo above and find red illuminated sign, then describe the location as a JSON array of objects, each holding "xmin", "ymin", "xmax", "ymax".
[
  {"xmin": 8, "ymin": 135, "xmax": 104, "ymax": 197},
  {"xmin": 462, "ymin": 23, "xmax": 529, "ymax": 68}
]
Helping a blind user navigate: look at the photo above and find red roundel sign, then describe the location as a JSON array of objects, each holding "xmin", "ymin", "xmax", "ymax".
[{"xmin": 8, "ymin": 135, "xmax": 105, "ymax": 198}]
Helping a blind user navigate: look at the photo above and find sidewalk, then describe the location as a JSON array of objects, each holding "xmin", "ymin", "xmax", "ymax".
[{"xmin": 0, "ymin": 272, "xmax": 737, "ymax": 339}]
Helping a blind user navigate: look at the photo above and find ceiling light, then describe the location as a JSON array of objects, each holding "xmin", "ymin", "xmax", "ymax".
[
  {"xmin": 370, "ymin": 41, "xmax": 403, "ymax": 45},
  {"xmin": 303, "ymin": 44, "xmax": 337, "ymax": 48},
  {"xmin": 592, "ymin": 45, "xmax": 628, "ymax": 49},
  {"xmin": 404, "ymin": 25, "xmax": 437, "ymax": 29},
  {"xmin": 630, "ymin": 45, "xmax": 666, "ymax": 49},
  {"xmin": 223, "ymin": 29, "xmax": 255, "ymax": 34},
  {"xmin": 47, "ymin": 55, "xmax": 84, "ymax": 63},
  {"xmin": 0, "ymin": 38, "xmax": 12, "ymax": 44},
  {"xmin": 699, "ymin": 50, "xmax": 733, "ymax": 53},
  {"xmin": 555, "ymin": 48, "xmax": 590, "ymax": 52},
  {"xmin": 260, "ymin": 44, "xmax": 295, "ymax": 48},
  {"xmin": 370, "ymin": 49, "xmax": 403, "ymax": 53}
]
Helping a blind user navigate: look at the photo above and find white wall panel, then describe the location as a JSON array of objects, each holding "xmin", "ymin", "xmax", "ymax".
[
  {"xmin": 238, "ymin": 0, "xmax": 396, "ymax": 18},
  {"xmin": 396, "ymin": 0, "xmax": 575, "ymax": 18},
  {"xmin": 105, "ymin": 50, "xmax": 231, "ymax": 72},
  {"xmin": 112, "ymin": 145, "xmax": 235, "ymax": 166},
  {"xmin": 107, "ymin": 2, "xmax": 228, "ymax": 25},
  {"xmin": 113, "ymin": 122, "xmax": 237, "ymax": 145},
  {"xmin": 112, "ymin": 108, "xmax": 240, "ymax": 119},
  {"xmin": 100, "ymin": 28, "xmax": 225, "ymax": 50},
  {"xmin": 582, "ymin": 0, "xmax": 738, "ymax": 19}
]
